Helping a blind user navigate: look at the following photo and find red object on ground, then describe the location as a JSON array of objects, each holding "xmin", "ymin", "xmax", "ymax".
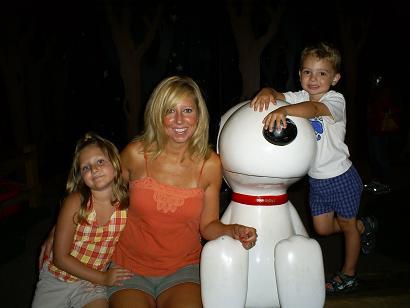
[{"xmin": 0, "ymin": 179, "xmax": 23, "ymax": 221}]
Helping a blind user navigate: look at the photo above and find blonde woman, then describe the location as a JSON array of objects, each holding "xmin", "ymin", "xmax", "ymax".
[{"xmin": 108, "ymin": 75, "xmax": 257, "ymax": 307}]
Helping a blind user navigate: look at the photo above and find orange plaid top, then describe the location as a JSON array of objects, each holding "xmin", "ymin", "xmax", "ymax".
[{"xmin": 48, "ymin": 200, "xmax": 127, "ymax": 282}]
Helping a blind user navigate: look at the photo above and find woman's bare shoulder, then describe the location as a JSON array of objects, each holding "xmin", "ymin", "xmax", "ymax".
[
  {"xmin": 121, "ymin": 140, "xmax": 146, "ymax": 180},
  {"xmin": 121, "ymin": 140, "xmax": 145, "ymax": 162},
  {"xmin": 207, "ymin": 150, "xmax": 221, "ymax": 162},
  {"xmin": 203, "ymin": 150, "xmax": 222, "ymax": 171},
  {"xmin": 122, "ymin": 140, "xmax": 144, "ymax": 154}
]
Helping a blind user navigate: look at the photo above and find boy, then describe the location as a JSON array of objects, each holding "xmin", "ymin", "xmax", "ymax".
[{"xmin": 250, "ymin": 42, "xmax": 377, "ymax": 294}]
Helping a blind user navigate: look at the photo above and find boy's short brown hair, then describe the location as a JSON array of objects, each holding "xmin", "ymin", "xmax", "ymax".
[{"xmin": 300, "ymin": 42, "xmax": 341, "ymax": 73}]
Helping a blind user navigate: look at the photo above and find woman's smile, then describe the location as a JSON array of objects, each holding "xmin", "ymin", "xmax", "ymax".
[{"xmin": 163, "ymin": 96, "xmax": 198, "ymax": 143}]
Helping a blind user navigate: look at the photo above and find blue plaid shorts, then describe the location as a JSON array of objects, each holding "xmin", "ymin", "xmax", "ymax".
[{"xmin": 309, "ymin": 166, "xmax": 363, "ymax": 219}]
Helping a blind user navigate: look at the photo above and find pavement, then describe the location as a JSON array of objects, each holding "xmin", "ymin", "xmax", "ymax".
[{"xmin": 1, "ymin": 157, "xmax": 409, "ymax": 308}]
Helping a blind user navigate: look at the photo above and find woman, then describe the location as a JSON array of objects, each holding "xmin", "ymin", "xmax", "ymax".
[
  {"xmin": 39, "ymin": 76, "xmax": 257, "ymax": 308},
  {"xmin": 109, "ymin": 75, "xmax": 257, "ymax": 307}
]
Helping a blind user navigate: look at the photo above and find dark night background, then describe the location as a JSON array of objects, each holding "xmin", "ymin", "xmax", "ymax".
[{"xmin": 1, "ymin": 0, "xmax": 410, "ymax": 307}]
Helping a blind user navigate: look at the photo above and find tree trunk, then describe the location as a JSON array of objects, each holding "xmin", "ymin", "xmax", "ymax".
[
  {"xmin": 227, "ymin": 1, "xmax": 283, "ymax": 100},
  {"xmin": 104, "ymin": 2, "xmax": 163, "ymax": 138},
  {"xmin": 337, "ymin": 2, "xmax": 371, "ymax": 157}
]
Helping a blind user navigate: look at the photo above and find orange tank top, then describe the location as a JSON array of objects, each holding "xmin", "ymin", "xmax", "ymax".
[{"xmin": 112, "ymin": 155, "xmax": 205, "ymax": 276}]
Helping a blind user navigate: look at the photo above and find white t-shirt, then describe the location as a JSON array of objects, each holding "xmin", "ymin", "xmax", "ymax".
[{"xmin": 283, "ymin": 90, "xmax": 352, "ymax": 179}]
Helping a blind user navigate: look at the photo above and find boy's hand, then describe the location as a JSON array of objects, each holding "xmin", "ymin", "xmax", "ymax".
[
  {"xmin": 263, "ymin": 107, "xmax": 288, "ymax": 132},
  {"xmin": 250, "ymin": 88, "xmax": 276, "ymax": 112}
]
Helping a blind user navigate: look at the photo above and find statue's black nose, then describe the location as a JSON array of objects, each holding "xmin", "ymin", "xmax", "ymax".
[{"xmin": 262, "ymin": 118, "xmax": 297, "ymax": 146}]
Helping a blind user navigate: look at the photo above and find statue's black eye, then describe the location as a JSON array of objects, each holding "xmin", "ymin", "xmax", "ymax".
[{"xmin": 262, "ymin": 118, "xmax": 297, "ymax": 146}]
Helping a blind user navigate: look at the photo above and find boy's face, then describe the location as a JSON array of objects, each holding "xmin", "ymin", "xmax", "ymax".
[{"xmin": 299, "ymin": 55, "xmax": 340, "ymax": 101}]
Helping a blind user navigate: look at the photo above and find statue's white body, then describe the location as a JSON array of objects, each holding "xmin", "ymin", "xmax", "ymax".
[{"xmin": 200, "ymin": 101, "xmax": 325, "ymax": 308}]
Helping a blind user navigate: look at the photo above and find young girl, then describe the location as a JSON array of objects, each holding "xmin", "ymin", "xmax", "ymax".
[{"xmin": 32, "ymin": 133, "xmax": 132, "ymax": 308}]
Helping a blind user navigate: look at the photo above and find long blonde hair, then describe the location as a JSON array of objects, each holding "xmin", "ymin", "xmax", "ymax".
[
  {"xmin": 135, "ymin": 75, "xmax": 212, "ymax": 160},
  {"xmin": 66, "ymin": 132, "xmax": 128, "ymax": 224}
]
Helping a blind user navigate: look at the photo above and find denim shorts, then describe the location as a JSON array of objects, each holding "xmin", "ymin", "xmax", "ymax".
[
  {"xmin": 309, "ymin": 166, "xmax": 363, "ymax": 219},
  {"xmin": 107, "ymin": 263, "xmax": 200, "ymax": 299}
]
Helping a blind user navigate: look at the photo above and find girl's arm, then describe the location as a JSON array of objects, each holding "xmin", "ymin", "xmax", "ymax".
[
  {"xmin": 53, "ymin": 193, "xmax": 131, "ymax": 286},
  {"xmin": 199, "ymin": 152, "xmax": 257, "ymax": 249}
]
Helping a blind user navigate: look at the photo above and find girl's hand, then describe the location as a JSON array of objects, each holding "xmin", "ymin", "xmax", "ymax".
[
  {"xmin": 103, "ymin": 266, "xmax": 133, "ymax": 286},
  {"xmin": 231, "ymin": 224, "xmax": 258, "ymax": 250},
  {"xmin": 250, "ymin": 88, "xmax": 276, "ymax": 112}
]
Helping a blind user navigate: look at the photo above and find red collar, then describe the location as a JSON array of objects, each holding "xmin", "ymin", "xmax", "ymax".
[{"xmin": 231, "ymin": 192, "xmax": 288, "ymax": 206}]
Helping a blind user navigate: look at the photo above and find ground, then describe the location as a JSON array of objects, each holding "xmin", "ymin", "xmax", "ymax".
[{"xmin": 1, "ymin": 155, "xmax": 409, "ymax": 307}]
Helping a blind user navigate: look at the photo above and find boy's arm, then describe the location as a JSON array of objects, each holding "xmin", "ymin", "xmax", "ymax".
[
  {"xmin": 281, "ymin": 101, "xmax": 331, "ymax": 118},
  {"xmin": 263, "ymin": 101, "xmax": 331, "ymax": 132},
  {"xmin": 250, "ymin": 87, "xmax": 286, "ymax": 111}
]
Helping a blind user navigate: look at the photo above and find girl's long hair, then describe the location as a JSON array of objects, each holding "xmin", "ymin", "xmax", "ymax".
[{"xmin": 66, "ymin": 132, "xmax": 128, "ymax": 224}]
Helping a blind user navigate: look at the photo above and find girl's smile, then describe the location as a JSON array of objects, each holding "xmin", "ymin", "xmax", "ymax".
[{"xmin": 79, "ymin": 144, "xmax": 115, "ymax": 191}]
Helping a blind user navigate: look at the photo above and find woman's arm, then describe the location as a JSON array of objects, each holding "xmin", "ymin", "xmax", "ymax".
[
  {"xmin": 119, "ymin": 143, "xmax": 133, "ymax": 183},
  {"xmin": 38, "ymin": 225, "xmax": 55, "ymax": 269},
  {"xmin": 199, "ymin": 152, "xmax": 257, "ymax": 249},
  {"xmin": 120, "ymin": 140, "xmax": 146, "ymax": 182}
]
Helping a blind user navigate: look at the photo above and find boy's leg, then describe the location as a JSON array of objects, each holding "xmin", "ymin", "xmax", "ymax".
[
  {"xmin": 312, "ymin": 211, "xmax": 340, "ymax": 236},
  {"xmin": 326, "ymin": 165, "xmax": 363, "ymax": 275},
  {"xmin": 310, "ymin": 166, "xmax": 363, "ymax": 294},
  {"xmin": 322, "ymin": 216, "xmax": 361, "ymax": 294},
  {"xmin": 336, "ymin": 216, "xmax": 361, "ymax": 277},
  {"xmin": 311, "ymin": 212, "xmax": 362, "ymax": 273}
]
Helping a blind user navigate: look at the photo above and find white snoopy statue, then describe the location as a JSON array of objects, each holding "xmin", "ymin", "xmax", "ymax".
[{"xmin": 200, "ymin": 101, "xmax": 325, "ymax": 308}]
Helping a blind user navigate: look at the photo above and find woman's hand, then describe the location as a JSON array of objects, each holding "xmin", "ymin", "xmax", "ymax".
[
  {"xmin": 38, "ymin": 226, "xmax": 55, "ymax": 269},
  {"xmin": 231, "ymin": 224, "xmax": 258, "ymax": 250}
]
